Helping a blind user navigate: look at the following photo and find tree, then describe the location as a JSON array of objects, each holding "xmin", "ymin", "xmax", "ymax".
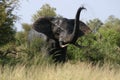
[
  {"xmin": 104, "ymin": 15, "xmax": 120, "ymax": 32},
  {"xmin": 22, "ymin": 23, "xmax": 32, "ymax": 41},
  {"xmin": 22, "ymin": 23, "xmax": 31, "ymax": 32},
  {"xmin": 32, "ymin": 4, "xmax": 57, "ymax": 21},
  {"xmin": 102, "ymin": 15, "xmax": 120, "ymax": 47},
  {"xmin": 106, "ymin": 15, "xmax": 120, "ymax": 25},
  {"xmin": 87, "ymin": 18, "xmax": 103, "ymax": 33},
  {"xmin": 15, "ymin": 23, "xmax": 32, "ymax": 45},
  {"xmin": 21, "ymin": 4, "xmax": 57, "ymax": 42},
  {"xmin": 0, "ymin": 0, "xmax": 19, "ymax": 46}
]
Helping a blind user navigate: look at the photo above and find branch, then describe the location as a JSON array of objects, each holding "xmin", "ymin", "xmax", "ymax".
[{"xmin": 73, "ymin": 43, "xmax": 88, "ymax": 48}]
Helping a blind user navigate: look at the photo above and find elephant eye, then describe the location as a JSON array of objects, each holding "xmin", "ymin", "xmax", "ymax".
[
  {"xmin": 55, "ymin": 28, "xmax": 64, "ymax": 36},
  {"xmin": 57, "ymin": 28, "xmax": 63, "ymax": 33}
]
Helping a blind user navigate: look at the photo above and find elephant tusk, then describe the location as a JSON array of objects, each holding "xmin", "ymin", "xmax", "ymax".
[
  {"xmin": 59, "ymin": 41, "xmax": 68, "ymax": 48},
  {"xmin": 60, "ymin": 44, "xmax": 69, "ymax": 48},
  {"xmin": 73, "ymin": 43, "xmax": 87, "ymax": 48}
]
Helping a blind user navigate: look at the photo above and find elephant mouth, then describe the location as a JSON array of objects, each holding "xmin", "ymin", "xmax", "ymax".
[
  {"xmin": 59, "ymin": 41, "xmax": 87, "ymax": 48},
  {"xmin": 59, "ymin": 41, "xmax": 69, "ymax": 48}
]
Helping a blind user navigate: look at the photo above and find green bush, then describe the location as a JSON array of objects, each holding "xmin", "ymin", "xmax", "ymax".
[
  {"xmin": 67, "ymin": 27, "xmax": 120, "ymax": 65},
  {"xmin": 0, "ymin": 42, "xmax": 20, "ymax": 66},
  {"xmin": 15, "ymin": 32, "xmax": 26, "ymax": 46},
  {"xmin": 0, "ymin": 41, "xmax": 52, "ymax": 67}
]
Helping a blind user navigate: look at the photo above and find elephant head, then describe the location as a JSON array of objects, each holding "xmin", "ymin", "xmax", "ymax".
[{"xmin": 33, "ymin": 7, "xmax": 91, "ymax": 48}]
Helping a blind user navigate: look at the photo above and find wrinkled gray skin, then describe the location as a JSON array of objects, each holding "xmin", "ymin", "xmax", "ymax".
[{"xmin": 32, "ymin": 7, "xmax": 91, "ymax": 63}]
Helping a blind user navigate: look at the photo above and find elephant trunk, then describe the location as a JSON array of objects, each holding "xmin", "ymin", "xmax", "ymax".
[
  {"xmin": 59, "ymin": 7, "xmax": 86, "ymax": 48},
  {"xmin": 70, "ymin": 7, "xmax": 86, "ymax": 43}
]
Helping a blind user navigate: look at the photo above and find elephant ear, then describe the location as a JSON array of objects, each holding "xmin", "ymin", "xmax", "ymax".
[
  {"xmin": 78, "ymin": 21, "xmax": 91, "ymax": 36},
  {"xmin": 69, "ymin": 19, "xmax": 91, "ymax": 37},
  {"xmin": 33, "ymin": 17, "xmax": 54, "ymax": 39}
]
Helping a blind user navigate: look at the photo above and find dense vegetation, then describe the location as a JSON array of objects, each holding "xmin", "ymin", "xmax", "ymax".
[
  {"xmin": 0, "ymin": 0, "xmax": 19, "ymax": 46},
  {"xmin": 68, "ymin": 16, "xmax": 120, "ymax": 65},
  {"xmin": 0, "ymin": 1, "xmax": 120, "ymax": 79},
  {"xmin": 0, "ymin": 0, "xmax": 120, "ymax": 71}
]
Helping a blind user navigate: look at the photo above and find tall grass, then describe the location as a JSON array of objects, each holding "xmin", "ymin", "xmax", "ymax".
[{"xmin": 0, "ymin": 62, "xmax": 120, "ymax": 80}]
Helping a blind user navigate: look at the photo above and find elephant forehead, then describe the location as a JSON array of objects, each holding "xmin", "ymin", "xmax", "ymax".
[
  {"xmin": 52, "ymin": 18, "xmax": 68, "ymax": 27},
  {"xmin": 53, "ymin": 19, "xmax": 63, "ymax": 26},
  {"xmin": 52, "ymin": 18, "xmax": 74, "ymax": 34}
]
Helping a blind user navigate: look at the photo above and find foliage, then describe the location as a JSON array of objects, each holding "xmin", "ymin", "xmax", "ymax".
[
  {"xmin": 68, "ymin": 17, "xmax": 120, "ymax": 65},
  {"xmin": 32, "ymin": 3, "xmax": 57, "ymax": 21},
  {"xmin": 0, "ymin": 42, "xmax": 20, "ymax": 66},
  {"xmin": 87, "ymin": 18, "xmax": 103, "ymax": 33},
  {"xmin": 22, "ymin": 23, "xmax": 32, "ymax": 32},
  {"xmin": 17, "ymin": 3, "xmax": 57, "ymax": 46},
  {"xmin": 6, "ymin": 4, "xmax": 58, "ymax": 66},
  {"xmin": 0, "ymin": 39, "xmax": 51, "ymax": 66},
  {"xmin": 15, "ymin": 31, "xmax": 26, "ymax": 45},
  {"xmin": 0, "ymin": 1, "xmax": 120, "ymax": 67},
  {"xmin": 103, "ymin": 15, "xmax": 120, "ymax": 32},
  {"xmin": 15, "ymin": 23, "xmax": 32, "ymax": 46},
  {"xmin": 1, "ymin": 15, "xmax": 120, "ymax": 66},
  {"xmin": 0, "ymin": 0, "xmax": 19, "ymax": 46}
]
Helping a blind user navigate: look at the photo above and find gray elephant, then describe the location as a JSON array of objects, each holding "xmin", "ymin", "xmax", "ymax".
[{"xmin": 32, "ymin": 7, "xmax": 91, "ymax": 63}]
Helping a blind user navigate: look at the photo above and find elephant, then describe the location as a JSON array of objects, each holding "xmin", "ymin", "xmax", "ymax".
[{"xmin": 32, "ymin": 6, "xmax": 91, "ymax": 63}]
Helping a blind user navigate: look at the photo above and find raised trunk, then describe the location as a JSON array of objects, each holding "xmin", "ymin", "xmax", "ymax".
[
  {"xmin": 70, "ymin": 7, "xmax": 86, "ymax": 43},
  {"xmin": 59, "ymin": 7, "xmax": 86, "ymax": 48}
]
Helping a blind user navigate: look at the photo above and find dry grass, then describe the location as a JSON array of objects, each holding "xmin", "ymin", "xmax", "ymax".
[{"xmin": 0, "ymin": 62, "xmax": 120, "ymax": 80}]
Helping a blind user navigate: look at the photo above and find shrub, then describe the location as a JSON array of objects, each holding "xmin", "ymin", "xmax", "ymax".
[{"xmin": 67, "ymin": 27, "xmax": 120, "ymax": 65}]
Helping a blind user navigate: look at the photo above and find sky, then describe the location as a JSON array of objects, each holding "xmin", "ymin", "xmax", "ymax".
[{"xmin": 16, "ymin": 0, "xmax": 120, "ymax": 31}]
